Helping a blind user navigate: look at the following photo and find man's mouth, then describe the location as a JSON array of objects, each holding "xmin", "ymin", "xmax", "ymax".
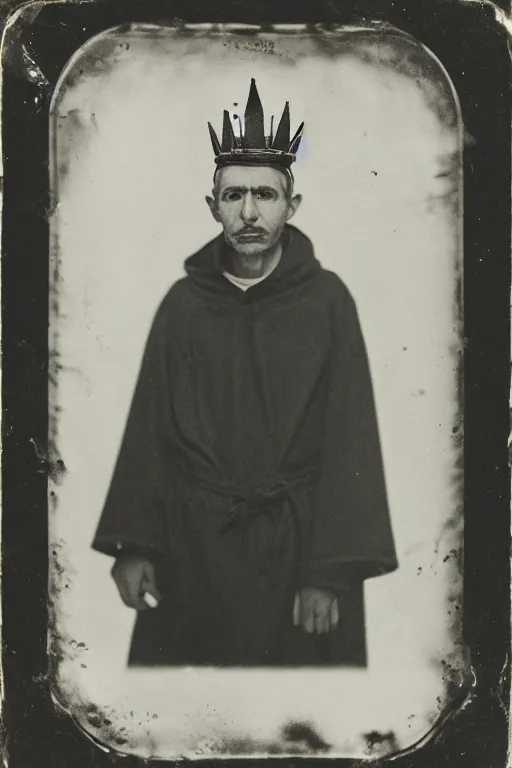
[{"xmin": 235, "ymin": 230, "xmax": 267, "ymax": 241}]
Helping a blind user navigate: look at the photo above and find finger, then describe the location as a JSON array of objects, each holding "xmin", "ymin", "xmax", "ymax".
[
  {"xmin": 293, "ymin": 594, "xmax": 299, "ymax": 625},
  {"xmin": 119, "ymin": 567, "xmax": 149, "ymax": 610},
  {"xmin": 330, "ymin": 599, "xmax": 340, "ymax": 629},
  {"xmin": 303, "ymin": 610, "xmax": 315, "ymax": 634},
  {"xmin": 115, "ymin": 579, "xmax": 131, "ymax": 607},
  {"xmin": 118, "ymin": 580, "xmax": 146, "ymax": 610},
  {"xmin": 112, "ymin": 561, "xmax": 149, "ymax": 610},
  {"xmin": 126, "ymin": 580, "xmax": 149, "ymax": 611},
  {"xmin": 316, "ymin": 612, "xmax": 330, "ymax": 634},
  {"xmin": 112, "ymin": 567, "xmax": 131, "ymax": 607},
  {"xmin": 142, "ymin": 565, "xmax": 163, "ymax": 603}
]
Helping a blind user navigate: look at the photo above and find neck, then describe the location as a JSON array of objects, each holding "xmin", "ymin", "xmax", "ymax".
[{"xmin": 229, "ymin": 239, "xmax": 282, "ymax": 279}]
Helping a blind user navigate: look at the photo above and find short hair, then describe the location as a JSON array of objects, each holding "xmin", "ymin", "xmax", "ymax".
[{"xmin": 213, "ymin": 165, "xmax": 295, "ymax": 201}]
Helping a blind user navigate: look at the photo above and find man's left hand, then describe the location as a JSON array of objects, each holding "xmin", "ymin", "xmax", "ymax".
[{"xmin": 293, "ymin": 586, "xmax": 339, "ymax": 634}]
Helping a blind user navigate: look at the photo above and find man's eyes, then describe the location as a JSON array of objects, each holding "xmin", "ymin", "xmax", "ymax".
[
  {"xmin": 256, "ymin": 190, "xmax": 276, "ymax": 201},
  {"xmin": 223, "ymin": 190, "xmax": 277, "ymax": 202}
]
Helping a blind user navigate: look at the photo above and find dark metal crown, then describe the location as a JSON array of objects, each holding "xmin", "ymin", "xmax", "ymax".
[{"xmin": 208, "ymin": 78, "xmax": 304, "ymax": 170}]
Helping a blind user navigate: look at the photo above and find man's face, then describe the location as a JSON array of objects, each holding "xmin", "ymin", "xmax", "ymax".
[{"xmin": 206, "ymin": 165, "xmax": 301, "ymax": 257}]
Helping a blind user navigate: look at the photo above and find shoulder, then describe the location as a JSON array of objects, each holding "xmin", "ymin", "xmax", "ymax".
[
  {"xmin": 316, "ymin": 268, "xmax": 356, "ymax": 310},
  {"xmin": 148, "ymin": 277, "xmax": 195, "ymax": 335},
  {"xmin": 313, "ymin": 270, "xmax": 363, "ymax": 338},
  {"xmin": 159, "ymin": 277, "xmax": 193, "ymax": 308}
]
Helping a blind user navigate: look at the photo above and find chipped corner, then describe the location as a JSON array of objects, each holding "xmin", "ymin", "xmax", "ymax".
[
  {"xmin": 48, "ymin": 679, "xmax": 137, "ymax": 757},
  {"xmin": 2, "ymin": 1, "xmax": 50, "ymax": 92},
  {"xmin": 46, "ymin": 590, "xmax": 136, "ymax": 757},
  {"xmin": 460, "ymin": 0, "xmax": 512, "ymax": 57}
]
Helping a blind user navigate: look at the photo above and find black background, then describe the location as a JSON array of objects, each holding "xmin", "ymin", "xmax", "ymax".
[{"xmin": 2, "ymin": 0, "xmax": 510, "ymax": 765}]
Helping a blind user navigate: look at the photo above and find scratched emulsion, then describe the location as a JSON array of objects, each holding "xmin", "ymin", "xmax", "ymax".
[{"xmin": 48, "ymin": 23, "xmax": 465, "ymax": 759}]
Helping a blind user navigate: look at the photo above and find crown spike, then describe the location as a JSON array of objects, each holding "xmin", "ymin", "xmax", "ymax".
[
  {"xmin": 289, "ymin": 121, "xmax": 304, "ymax": 155},
  {"xmin": 207, "ymin": 81, "xmax": 303, "ymax": 170},
  {"xmin": 243, "ymin": 77, "xmax": 265, "ymax": 148},
  {"xmin": 208, "ymin": 122, "xmax": 221, "ymax": 156},
  {"xmin": 221, "ymin": 110, "xmax": 236, "ymax": 152},
  {"xmin": 272, "ymin": 101, "xmax": 290, "ymax": 151}
]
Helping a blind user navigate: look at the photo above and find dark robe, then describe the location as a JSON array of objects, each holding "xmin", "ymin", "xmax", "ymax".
[{"xmin": 92, "ymin": 224, "xmax": 398, "ymax": 667}]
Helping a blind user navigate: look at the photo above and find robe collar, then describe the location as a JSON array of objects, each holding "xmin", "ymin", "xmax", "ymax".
[{"xmin": 184, "ymin": 224, "xmax": 321, "ymax": 299}]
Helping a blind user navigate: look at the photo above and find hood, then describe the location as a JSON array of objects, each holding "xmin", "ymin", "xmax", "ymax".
[{"xmin": 184, "ymin": 224, "xmax": 322, "ymax": 298}]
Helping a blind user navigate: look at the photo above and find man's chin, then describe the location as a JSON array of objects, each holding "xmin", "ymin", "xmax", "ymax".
[{"xmin": 230, "ymin": 241, "xmax": 269, "ymax": 258}]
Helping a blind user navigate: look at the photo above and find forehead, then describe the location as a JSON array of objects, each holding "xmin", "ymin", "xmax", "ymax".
[{"xmin": 216, "ymin": 165, "xmax": 287, "ymax": 192}]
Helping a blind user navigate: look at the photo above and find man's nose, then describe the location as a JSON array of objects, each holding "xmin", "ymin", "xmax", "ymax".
[{"xmin": 241, "ymin": 193, "xmax": 258, "ymax": 222}]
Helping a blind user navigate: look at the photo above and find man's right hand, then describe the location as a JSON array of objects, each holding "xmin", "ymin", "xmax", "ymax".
[{"xmin": 111, "ymin": 553, "xmax": 162, "ymax": 611}]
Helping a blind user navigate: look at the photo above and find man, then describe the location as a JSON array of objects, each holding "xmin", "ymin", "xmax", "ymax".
[{"xmin": 92, "ymin": 79, "xmax": 398, "ymax": 667}]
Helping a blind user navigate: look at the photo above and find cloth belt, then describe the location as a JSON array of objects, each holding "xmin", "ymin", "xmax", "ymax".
[
  {"xmin": 176, "ymin": 466, "xmax": 319, "ymax": 587},
  {"xmin": 175, "ymin": 464, "xmax": 318, "ymax": 533}
]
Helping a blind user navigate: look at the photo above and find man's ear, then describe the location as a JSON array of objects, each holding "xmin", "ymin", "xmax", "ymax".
[
  {"xmin": 286, "ymin": 193, "xmax": 302, "ymax": 221},
  {"xmin": 205, "ymin": 194, "xmax": 221, "ymax": 223}
]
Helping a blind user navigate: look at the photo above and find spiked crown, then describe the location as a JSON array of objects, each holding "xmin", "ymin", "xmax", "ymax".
[{"xmin": 208, "ymin": 78, "xmax": 304, "ymax": 170}]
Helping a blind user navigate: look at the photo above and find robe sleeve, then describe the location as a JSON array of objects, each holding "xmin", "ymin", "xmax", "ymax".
[
  {"xmin": 91, "ymin": 305, "xmax": 171, "ymax": 560},
  {"xmin": 302, "ymin": 286, "xmax": 398, "ymax": 591}
]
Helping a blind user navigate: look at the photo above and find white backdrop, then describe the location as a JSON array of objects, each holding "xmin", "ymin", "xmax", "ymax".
[{"xmin": 49, "ymin": 25, "xmax": 465, "ymax": 759}]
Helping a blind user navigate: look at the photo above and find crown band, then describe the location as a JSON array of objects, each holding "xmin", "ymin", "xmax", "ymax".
[{"xmin": 214, "ymin": 151, "xmax": 296, "ymax": 169}]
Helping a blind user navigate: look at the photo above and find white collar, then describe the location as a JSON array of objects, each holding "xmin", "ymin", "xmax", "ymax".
[{"xmin": 223, "ymin": 249, "xmax": 281, "ymax": 292}]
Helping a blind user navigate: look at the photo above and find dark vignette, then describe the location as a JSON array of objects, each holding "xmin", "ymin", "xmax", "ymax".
[
  {"xmin": 1, "ymin": 0, "xmax": 510, "ymax": 766},
  {"xmin": 44, "ymin": 19, "xmax": 467, "ymax": 755}
]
